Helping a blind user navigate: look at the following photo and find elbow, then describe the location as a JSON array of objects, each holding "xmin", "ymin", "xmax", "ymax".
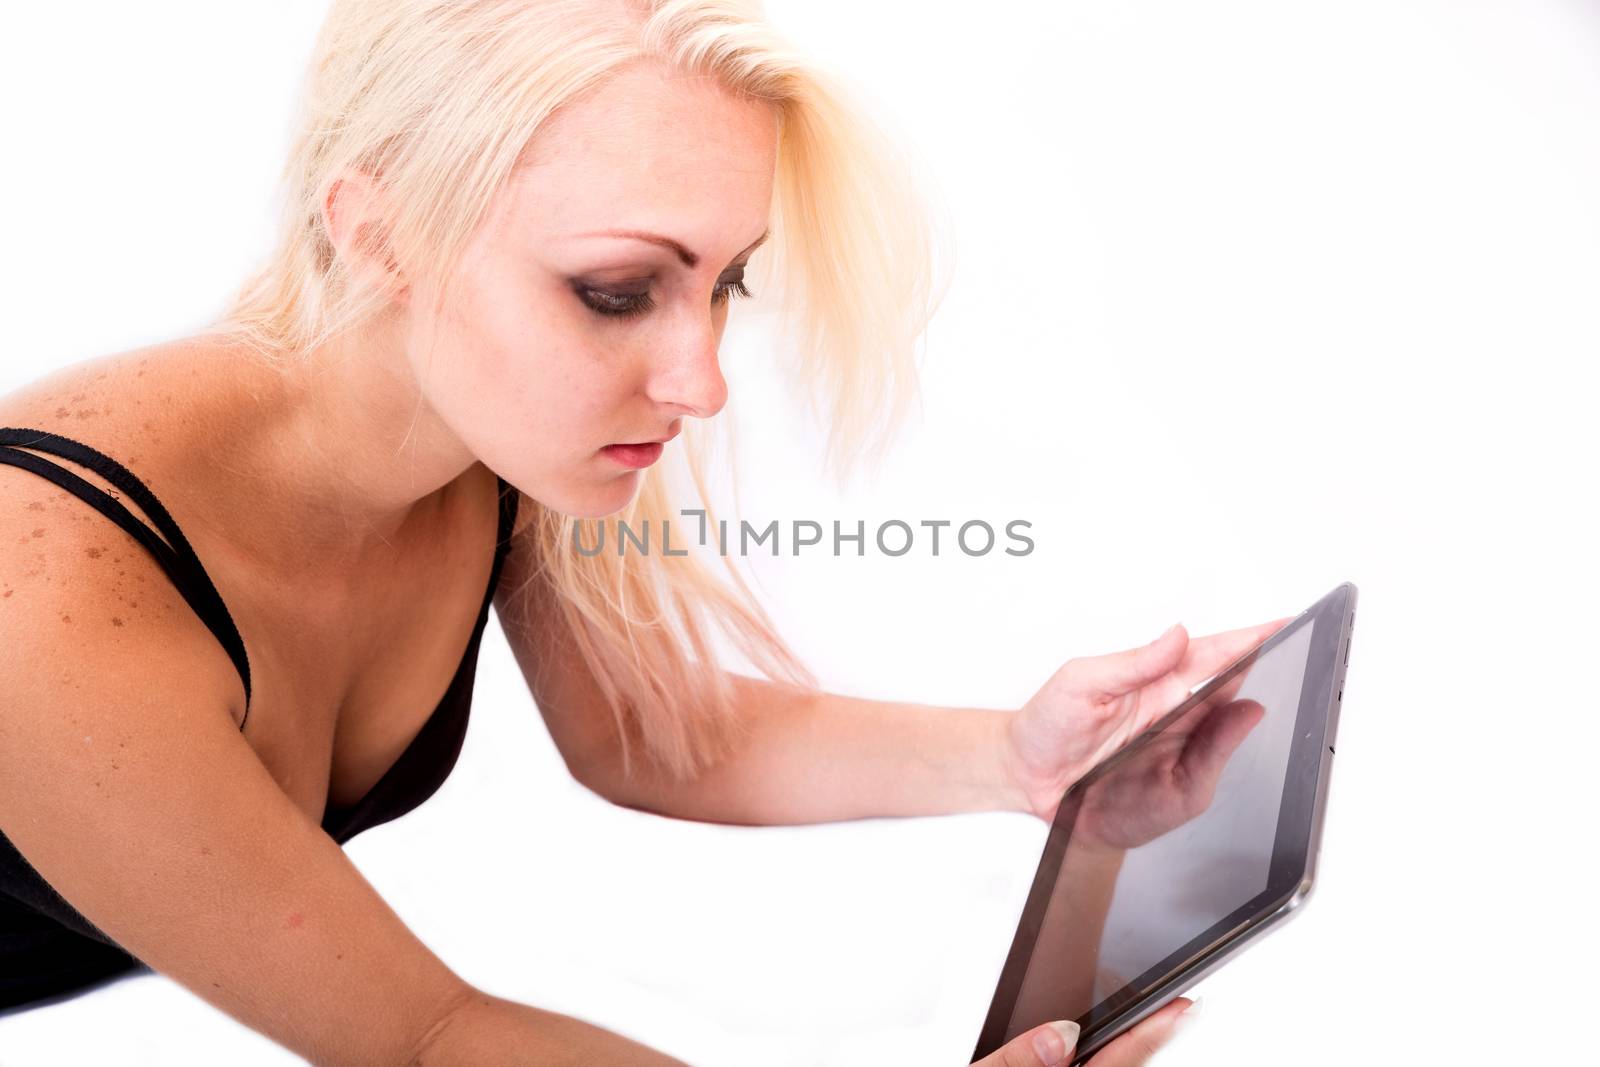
[
  {"xmin": 567, "ymin": 755, "xmax": 668, "ymax": 817},
  {"xmin": 565, "ymin": 753, "xmax": 632, "ymax": 810}
]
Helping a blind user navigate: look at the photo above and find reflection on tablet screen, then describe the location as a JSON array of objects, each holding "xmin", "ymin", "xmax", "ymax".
[{"xmin": 1002, "ymin": 620, "xmax": 1315, "ymax": 1038}]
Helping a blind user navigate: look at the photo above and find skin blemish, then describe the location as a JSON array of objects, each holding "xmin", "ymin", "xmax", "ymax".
[
  {"xmin": 287, "ymin": 911, "xmax": 305, "ymax": 929},
  {"xmin": 53, "ymin": 407, "xmax": 69, "ymax": 419},
  {"xmin": 3, "ymin": 590, "xmax": 12, "ymax": 598},
  {"xmin": 30, "ymin": 528, "xmax": 45, "ymax": 538},
  {"xmin": 86, "ymin": 547, "xmax": 104, "ymax": 559},
  {"xmin": 27, "ymin": 500, "xmax": 43, "ymax": 511},
  {"xmin": 112, "ymin": 617, "xmax": 124, "ymax": 627},
  {"xmin": 201, "ymin": 846, "xmax": 211, "ymax": 856},
  {"xmin": 60, "ymin": 613, "xmax": 72, "ymax": 624}
]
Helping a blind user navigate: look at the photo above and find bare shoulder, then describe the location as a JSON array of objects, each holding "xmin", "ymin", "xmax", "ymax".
[
  {"xmin": 0, "ymin": 452, "xmax": 248, "ymax": 723},
  {"xmin": 0, "ymin": 338, "xmax": 257, "ymax": 713},
  {"xmin": 0, "ymin": 337, "xmax": 238, "ymax": 469}
]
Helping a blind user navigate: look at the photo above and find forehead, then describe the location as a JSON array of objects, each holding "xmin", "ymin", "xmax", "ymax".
[{"xmin": 507, "ymin": 61, "xmax": 778, "ymax": 231}]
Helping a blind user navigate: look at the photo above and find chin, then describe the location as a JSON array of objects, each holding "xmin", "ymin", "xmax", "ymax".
[{"xmin": 554, "ymin": 472, "xmax": 640, "ymax": 520}]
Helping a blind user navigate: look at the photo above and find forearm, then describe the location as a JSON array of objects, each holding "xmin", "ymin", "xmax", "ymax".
[
  {"xmin": 596, "ymin": 675, "xmax": 1029, "ymax": 826},
  {"xmin": 414, "ymin": 989, "xmax": 687, "ymax": 1066},
  {"xmin": 1011, "ymin": 841, "xmax": 1127, "ymax": 1024}
]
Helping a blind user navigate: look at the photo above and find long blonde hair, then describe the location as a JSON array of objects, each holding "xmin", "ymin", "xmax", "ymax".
[{"xmin": 208, "ymin": 0, "xmax": 948, "ymax": 785}]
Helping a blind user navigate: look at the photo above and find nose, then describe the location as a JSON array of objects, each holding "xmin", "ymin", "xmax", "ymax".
[{"xmin": 645, "ymin": 317, "xmax": 729, "ymax": 420}]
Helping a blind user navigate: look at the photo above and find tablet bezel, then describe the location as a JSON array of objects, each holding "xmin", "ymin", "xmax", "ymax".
[{"xmin": 970, "ymin": 582, "xmax": 1357, "ymax": 1063}]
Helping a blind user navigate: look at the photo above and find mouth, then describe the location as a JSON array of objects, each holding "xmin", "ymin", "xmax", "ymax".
[
  {"xmin": 599, "ymin": 422, "xmax": 680, "ymax": 469},
  {"xmin": 600, "ymin": 441, "xmax": 665, "ymax": 469}
]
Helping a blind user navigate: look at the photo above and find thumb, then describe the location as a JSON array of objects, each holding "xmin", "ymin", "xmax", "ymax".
[
  {"xmin": 976, "ymin": 1020, "xmax": 1081, "ymax": 1067},
  {"xmin": 1062, "ymin": 624, "xmax": 1188, "ymax": 700}
]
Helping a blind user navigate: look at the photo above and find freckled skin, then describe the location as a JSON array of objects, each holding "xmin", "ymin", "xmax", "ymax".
[{"xmin": 0, "ymin": 65, "xmax": 780, "ymax": 1059}]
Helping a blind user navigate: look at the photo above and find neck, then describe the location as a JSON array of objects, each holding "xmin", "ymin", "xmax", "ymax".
[{"xmin": 206, "ymin": 320, "xmax": 487, "ymax": 573}]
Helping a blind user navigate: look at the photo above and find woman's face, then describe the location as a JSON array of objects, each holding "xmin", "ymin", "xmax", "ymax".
[{"xmin": 408, "ymin": 62, "xmax": 779, "ymax": 518}]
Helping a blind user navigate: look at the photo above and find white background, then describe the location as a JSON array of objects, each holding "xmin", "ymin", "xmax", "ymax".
[{"xmin": 2, "ymin": 1, "xmax": 1596, "ymax": 1064}]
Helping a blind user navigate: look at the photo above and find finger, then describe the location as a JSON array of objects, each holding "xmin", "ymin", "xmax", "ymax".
[
  {"xmin": 1085, "ymin": 997, "xmax": 1194, "ymax": 1067},
  {"xmin": 1112, "ymin": 617, "xmax": 1287, "ymax": 729},
  {"xmin": 972, "ymin": 1020, "xmax": 1081, "ymax": 1067},
  {"xmin": 1177, "ymin": 617, "xmax": 1291, "ymax": 686},
  {"xmin": 1063, "ymin": 625, "xmax": 1189, "ymax": 700},
  {"xmin": 1177, "ymin": 699, "xmax": 1265, "ymax": 793}
]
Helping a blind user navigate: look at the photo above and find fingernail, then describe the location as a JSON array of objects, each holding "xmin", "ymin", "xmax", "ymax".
[
  {"xmin": 1033, "ymin": 1020, "xmax": 1079, "ymax": 1065},
  {"xmin": 1160, "ymin": 623, "xmax": 1183, "ymax": 641},
  {"xmin": 1173, "ymin": 997, "xmax": 1205, "ymax": 1040}
]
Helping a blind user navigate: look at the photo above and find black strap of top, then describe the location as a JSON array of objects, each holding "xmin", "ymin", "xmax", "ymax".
[{"xmin": 0, "ymin": 428, "xmax": 254, "ymax": 726}]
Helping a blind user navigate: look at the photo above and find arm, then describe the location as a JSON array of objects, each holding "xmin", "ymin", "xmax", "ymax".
[
  {"xmin": 0, "ymin": 499, "xmax": 681, "ymax": 1066},
  {"xmin": 492, "ymin": 503, "xmax": 1024, "ymax": 826},
  {"xmin": 597, "ymin": 675, "xmax": 1024, "ymax": 826},
  {"xmin": 1010, "ymin": 839, "xmax": 1128, "ymax": 1025}
]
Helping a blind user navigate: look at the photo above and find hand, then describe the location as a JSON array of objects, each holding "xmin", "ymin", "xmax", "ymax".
[
  {"xmin": 974, "ymin": 997, "xmax": 1199, "ymax": 1067},
  {"xmin": 1002, "ymin": 617, "xmax": 1290, "ymax": 823},
  {"xmin": 1072, "ymin": 687, "xmax": 1265, "ymax": 852}
]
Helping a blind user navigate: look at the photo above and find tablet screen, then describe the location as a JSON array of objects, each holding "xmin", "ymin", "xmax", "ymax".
[{"xmin": 995, "ymin": 614, "xmax": 1320, "ymax": 1041}]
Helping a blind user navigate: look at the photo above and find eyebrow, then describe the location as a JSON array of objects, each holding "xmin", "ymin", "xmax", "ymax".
[{"xmin": 574, "ymin": 228, "xmax": 771, "ymax": 269}]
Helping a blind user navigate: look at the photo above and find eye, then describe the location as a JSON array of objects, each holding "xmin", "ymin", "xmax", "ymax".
[
  {"xmin": 712, "ymin": 278, "xmax": 754, "ymax": 305},
  {"xmin": 577, "ymin": 286, "xmax": 656, "ymax": 319},
  {"xmin": 574, "ymin": 276, "xmax": 755, "ymax": 320}
]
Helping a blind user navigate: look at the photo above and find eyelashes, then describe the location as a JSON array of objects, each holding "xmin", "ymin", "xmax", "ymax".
[{"xmin": 577, "ymin": 278, "xmax": 754, "ymax": 320}]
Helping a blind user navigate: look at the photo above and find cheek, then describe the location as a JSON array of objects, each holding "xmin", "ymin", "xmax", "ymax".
[{"xmin": 418, "ymin": 271, "xmax": 638, "ymax": 463}]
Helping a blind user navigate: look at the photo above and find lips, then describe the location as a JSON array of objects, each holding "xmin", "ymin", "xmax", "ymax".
[{"xmin": 600, "ymin": 441, "xmax": 664, "ymax": 469}]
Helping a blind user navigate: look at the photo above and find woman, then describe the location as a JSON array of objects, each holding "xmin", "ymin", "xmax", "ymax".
[{"xmin": 0, "ymin": 1, "xmax": 1280, "ymax": 1063}]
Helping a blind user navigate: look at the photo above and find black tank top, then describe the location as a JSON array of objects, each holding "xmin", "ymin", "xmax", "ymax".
[{"xmin": 0, "ymin": 427, "xmax": 520, "ymax": 1009}]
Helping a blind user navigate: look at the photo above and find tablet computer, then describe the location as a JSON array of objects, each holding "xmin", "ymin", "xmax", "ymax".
[{"xmin": 971, "ymin": 582, "xmax": 1357, "ymax": 1064}]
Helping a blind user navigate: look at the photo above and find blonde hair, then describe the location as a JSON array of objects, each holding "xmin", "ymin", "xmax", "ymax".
[{"xmin": 208, "ymin": 0, "xmax": 949, "ymax": 785}]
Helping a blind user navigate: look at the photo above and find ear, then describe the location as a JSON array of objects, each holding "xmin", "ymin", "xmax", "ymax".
[{"xmin": 320, "ymin": 167, "xmax": 410, "ymax": 307}]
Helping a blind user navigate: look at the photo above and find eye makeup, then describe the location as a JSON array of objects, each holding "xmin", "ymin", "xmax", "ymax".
[{"xmin": 573, "ymin": 274, "xmax": 754, "ymax": 319}]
